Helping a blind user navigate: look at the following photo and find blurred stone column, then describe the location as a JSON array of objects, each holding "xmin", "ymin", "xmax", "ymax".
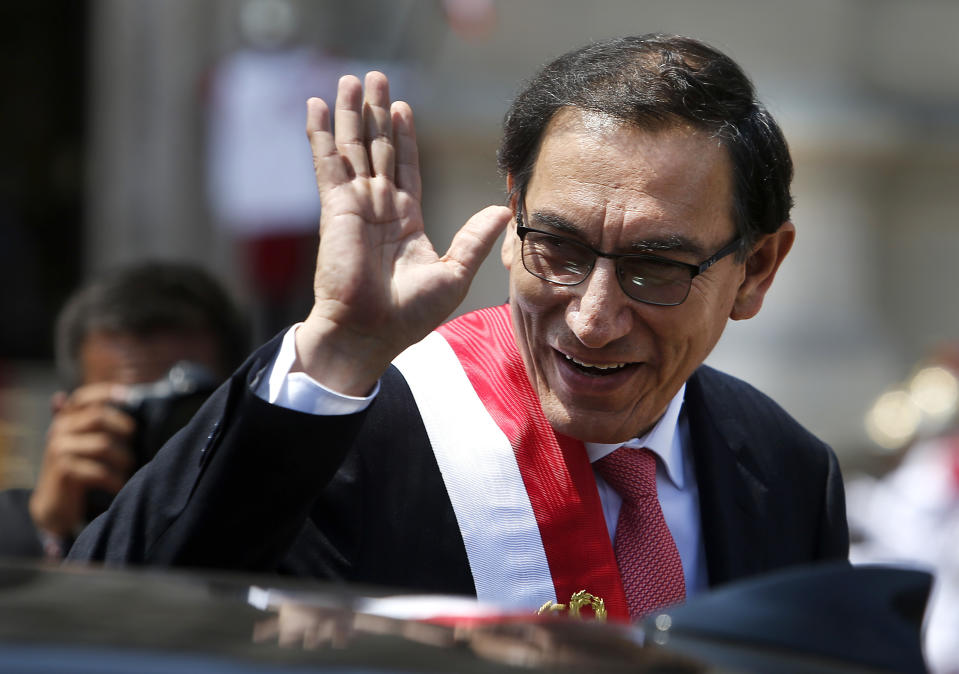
[
  {"xmin": 84, "ymin": 0, "xmax": 228, "ymax": 278},
  {"xmin": 707, "ymin": 102, "xmax": 907, "ymax": 455}
]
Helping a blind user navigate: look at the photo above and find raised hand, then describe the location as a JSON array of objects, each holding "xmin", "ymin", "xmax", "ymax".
[
  {"xmin": 295, "ymin": 71, "xmax": 511, "ymax": 395},
  {"xmin": 29, "ymin": 384, "xmax": 136, "ymax": 537}
]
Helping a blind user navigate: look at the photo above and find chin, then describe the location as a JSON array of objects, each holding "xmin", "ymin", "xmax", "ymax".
[{"xmin": 543, "ymin": 408, "xmax": 639, "ymax": 445}]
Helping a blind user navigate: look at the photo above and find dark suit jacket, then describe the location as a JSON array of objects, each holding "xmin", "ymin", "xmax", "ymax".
[
  {"xmin": 69, "ymin": 331, "xmax": 848, "ymax": 596},
  {"xmin": 0, "ymin": 489, "xmax": 45, "ymax": 558}
]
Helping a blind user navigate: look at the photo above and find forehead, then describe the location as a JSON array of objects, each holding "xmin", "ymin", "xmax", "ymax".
[
  {"xmin": 79, "ymin": 329, "xmax": 221, "ymax": 386},
  {"xmin": 526, "ymin": 108, "xmax": 735, "ymax": 247}
]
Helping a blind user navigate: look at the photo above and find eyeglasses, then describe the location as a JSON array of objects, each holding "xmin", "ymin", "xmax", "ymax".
[{"xmin": 516, "ymin": 200, "xmax": 743, "ymax": 307}]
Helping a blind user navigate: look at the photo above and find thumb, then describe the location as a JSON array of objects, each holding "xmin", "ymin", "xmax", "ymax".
[
  {"xmin": 442, "ymin": 205, "xmax": 512, "ymax": 282},
  {"xmin": 50, "ymin": 391, "xmax": 69, "ymax": 416}
]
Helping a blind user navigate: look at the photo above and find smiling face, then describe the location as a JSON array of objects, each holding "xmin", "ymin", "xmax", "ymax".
[{"xmin": 502, "ymin": 108, "xmax": 754, "ymax": 443}]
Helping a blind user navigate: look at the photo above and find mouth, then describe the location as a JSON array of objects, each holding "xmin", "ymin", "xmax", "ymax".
[{"xmin": 560, "ymin": 352, "xmax": 637, "ymax": 376}]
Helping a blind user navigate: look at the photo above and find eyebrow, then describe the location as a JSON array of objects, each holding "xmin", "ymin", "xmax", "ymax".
[{"xmin": 526, "ymin": 207, "xmax": 709, "ymax": 257}]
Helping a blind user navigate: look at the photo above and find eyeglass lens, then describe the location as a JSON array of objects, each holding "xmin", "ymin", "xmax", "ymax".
[{"xmin": 521, "ymin": 231, "xmax": 692, "ymax": 305}]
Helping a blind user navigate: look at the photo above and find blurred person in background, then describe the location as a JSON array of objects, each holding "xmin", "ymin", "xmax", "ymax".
[
  {"xmin": 0, "ymin": 262, "xmax": 247, "ymax": 560},
  {"xmin": 206, "ymin": 0, "xmax": 335, "ymax": 338},
  {"xmin": 71, "ymin": 35, "xmax": 847, "ymax": 623},
  {"xmin": 206, "ymin": 0, "xmax": 419, "ymax": 339},
  {"xmin": 847, "ymin": 346, "xmax": 959, "ymax": 673}
]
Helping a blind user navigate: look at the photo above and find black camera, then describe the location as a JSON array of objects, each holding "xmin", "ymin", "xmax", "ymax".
[
  {"xmin": 120, "ymin": 361, "xmax": 220, "ymax": 468},
  {"xmin": 85, "ymin": 362, "xmax": 219, "ymax": 521}
]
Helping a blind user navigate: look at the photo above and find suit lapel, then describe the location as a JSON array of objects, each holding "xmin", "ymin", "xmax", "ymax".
[{"xmin": 685, "ymin": 367, "xmax": 772, "ymax": 587}]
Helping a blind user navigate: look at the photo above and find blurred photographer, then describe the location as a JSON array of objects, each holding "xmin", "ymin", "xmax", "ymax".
[{"xmin": 0, "ymin": 262, "xmax": 248, "ymax": 559}]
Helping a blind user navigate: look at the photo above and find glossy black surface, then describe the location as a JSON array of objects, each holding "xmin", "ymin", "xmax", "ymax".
[
  {"xmin": 0, "ymin": 562, "xmax": 684, "ymax": 673},
  {"xmin": 0, "ymin": 561, "xmax": 931, "ymax": 673}
]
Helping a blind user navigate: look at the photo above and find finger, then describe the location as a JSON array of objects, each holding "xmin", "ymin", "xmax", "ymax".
[
  {"xmin": 363, "ymin": 71, "xmax": 394, "ymax": 181},
  {"xmin": 306, "ymin": 97, "xmax": 351, "ymax": 193},
  {"xmin": 59, "ymin": 383, "xmax": 128, "ymax": 411},
  {"xmin": 252, "ymin": 617, "xmax": 280, "ymax": 644},
  {"xmin": 305, "ymin": 618, "xmax": 335, "ymax": 649},
  {"xmin": 52, "ymin": 403, "xmax": 137, "ymax": 439},
  {"xmin": 391, "ymin": 101, "xmax": 421, "ymax": 201},
  {"xmin": 61, "ymin": 456, "xmax": 128, "ymax": 495},
  {"xmin": 50, "ymin": 390, "xmax": 68, "ymax": 415},
  {"xmin": 329, "ymin": 619, "xmax": 353, "ymax": 649},
  {"xmin": 442, "ymin": 206, "xmax": 513, "ymax": 282},
  {"xmin": 51, "ymin": 434, "xmax": 136, "ymax": 475},
  {"xmin": 333, "ymin": 75, "xmax": 369, "ymax": 178}
]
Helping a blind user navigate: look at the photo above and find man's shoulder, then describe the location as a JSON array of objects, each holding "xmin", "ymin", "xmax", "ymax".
[
  {"xmin": 689, "ymin": 364, "xmax": 796, "ymax": 415},
  {"xmin": 686, "ymin": 364, "xmax": 831, "ymax": 454},
  {"xmin": 688, "ymin": 364, "xmax": 782, "ymax": 406}
]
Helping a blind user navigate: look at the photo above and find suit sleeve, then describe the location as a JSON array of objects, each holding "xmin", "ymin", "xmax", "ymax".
[
  {"xmin": 817, "ymin": 445, "xmax": 850, "ymax": 560},
  {"xmin": 67, "ymin": 335, "xmax": 368, "ymax": 572}
]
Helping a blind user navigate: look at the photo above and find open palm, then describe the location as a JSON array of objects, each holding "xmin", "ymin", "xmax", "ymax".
[{"xmin": 297, "ymin": 72, "xmax": 510, "ymax": 396}]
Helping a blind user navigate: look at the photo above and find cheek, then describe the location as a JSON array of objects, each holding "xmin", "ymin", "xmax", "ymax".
[
  {"xmin": 666, "ymin": 274, "xmax": 739, "ymax": 342},
  {"xmin": 509, "ymin": 275, "xmax": 570, "ymax": 368},
  {"xmin": 689, "ymin": 266, "xmax": 743, "ymax": 314},
  {"xmin": 646, "ymin": 300, "xmax": 729, "ymax": 371},
  {"xmin": 511, "ymin": 263, "xmax": 558, "ymax": 314}
]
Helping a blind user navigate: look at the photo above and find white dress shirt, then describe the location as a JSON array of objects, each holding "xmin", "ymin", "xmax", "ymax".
[{"xmin": 256, "ymin": 325, "xmax": 708, "ymax": 596}]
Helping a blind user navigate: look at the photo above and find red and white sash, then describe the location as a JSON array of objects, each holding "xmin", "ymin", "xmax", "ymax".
[{"xmin": 393, "ymin": 304, "xmax": 628, "ymax": 620}]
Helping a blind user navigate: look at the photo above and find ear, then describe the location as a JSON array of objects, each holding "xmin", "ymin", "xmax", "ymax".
[
  {"xmin": 501, "ymin": 174, "xmax": 519, "ymax": 269},
  {"xmin": 730, "ymin": 222, "xmax": 795, "ymax": 320}
]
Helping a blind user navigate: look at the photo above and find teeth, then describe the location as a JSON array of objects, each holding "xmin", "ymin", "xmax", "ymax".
[{"xmin": 564, "ymin": 354, "xmax": 628, "ymax": 370}]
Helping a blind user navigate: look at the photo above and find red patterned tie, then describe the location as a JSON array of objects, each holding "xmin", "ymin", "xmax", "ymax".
[{"xmin": 595, "ymin": 447, "xmax": 686, "ymax": 620}]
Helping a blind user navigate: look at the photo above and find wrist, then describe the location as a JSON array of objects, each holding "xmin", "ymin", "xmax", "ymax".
[
  {"xmin": 37, "ymin": 528, "xmax": 69, "ymax": 560},
  {"xmin": 29, "ymin": 490, "xmax": 73, "ymax": 540},
  {"xmin": 293, "ymin": 317, "xmax": 392, "ymax": 397}
]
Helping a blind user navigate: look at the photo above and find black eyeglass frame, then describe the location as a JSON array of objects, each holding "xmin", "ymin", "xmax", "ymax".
[{"xmin": 515, "ymin": 199, "xmax": 744, "ymax": 307}]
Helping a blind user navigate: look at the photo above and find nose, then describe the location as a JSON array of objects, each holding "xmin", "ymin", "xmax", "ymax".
[{"xmin": 565, "ymin": 259, "xmax": 634, "ymax": 348}]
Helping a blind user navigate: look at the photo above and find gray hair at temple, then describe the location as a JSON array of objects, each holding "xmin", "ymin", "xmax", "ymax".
[
  {"xmin": 497, "ymin": 33, "xmax": 794, "ymax": 257},
  {"xmin": 54, "ymin": 262, "xmax": 249, "ymax": 390}
]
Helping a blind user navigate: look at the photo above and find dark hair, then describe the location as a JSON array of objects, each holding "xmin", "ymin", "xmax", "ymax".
[
  {"xmin": 497, "ymin": 34, "xmax": 793, "ymax": 254},
  {"xmin": 54, "ymin": 262, "xmax": 249, "ymax": 388}
]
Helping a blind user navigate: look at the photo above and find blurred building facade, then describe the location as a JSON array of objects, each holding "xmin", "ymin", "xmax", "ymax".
[{"xmin": 4, "ymin": 0, "xmax": 959, "ymax": 480}]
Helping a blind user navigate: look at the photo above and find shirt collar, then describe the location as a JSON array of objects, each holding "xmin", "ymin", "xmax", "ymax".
[{"xmin": 584, "ymin": 383, "xmax": 687, "ymax": 489}]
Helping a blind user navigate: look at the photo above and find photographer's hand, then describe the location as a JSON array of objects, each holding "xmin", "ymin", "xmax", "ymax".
[
  {"xmin": 29, "ymin": 383, "xmax": 136, "ymax": 538},
  {"xmin": 293, "ymin": 72, "xmax": 511, "ymax": 396}
]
